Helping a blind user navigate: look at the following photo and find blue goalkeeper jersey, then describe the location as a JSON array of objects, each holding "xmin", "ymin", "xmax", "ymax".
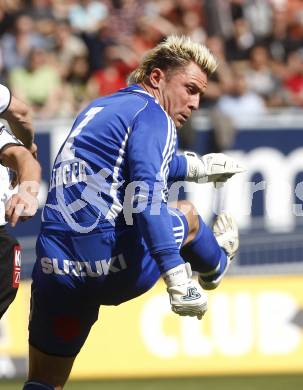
[{"xmin": 42, "ymin": 84, "xmax": 187, "ymax": 272}]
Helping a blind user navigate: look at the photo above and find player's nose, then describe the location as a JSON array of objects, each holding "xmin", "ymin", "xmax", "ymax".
[{"xmin": 189, "ymin": 94, "xmax": 200, "ymax": 111}]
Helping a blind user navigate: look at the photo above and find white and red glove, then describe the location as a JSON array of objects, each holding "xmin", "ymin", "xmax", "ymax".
[{"xmin": 162, "ymin": 262, "xmax": 208, "ymax": 320}]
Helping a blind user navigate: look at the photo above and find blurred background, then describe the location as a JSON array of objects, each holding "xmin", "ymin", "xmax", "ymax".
[{"xmin": 1, "ymin": 0, "xmax": 303, "ymax": 389}]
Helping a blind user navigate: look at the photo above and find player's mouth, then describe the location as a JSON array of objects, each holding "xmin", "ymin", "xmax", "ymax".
[{"xmin": 179, "ymin": 114, "xmax": 189, "ymax": 123}]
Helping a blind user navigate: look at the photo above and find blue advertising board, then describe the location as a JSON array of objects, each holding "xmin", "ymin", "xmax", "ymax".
[{"xmin": 189, "ymin": 111, "xmax": 303, "ymax": 272}]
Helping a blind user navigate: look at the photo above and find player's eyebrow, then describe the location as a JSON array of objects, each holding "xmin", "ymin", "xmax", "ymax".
[{"xmin": 188, "ymin": 82, "xmax": 205, "ymax": 96}]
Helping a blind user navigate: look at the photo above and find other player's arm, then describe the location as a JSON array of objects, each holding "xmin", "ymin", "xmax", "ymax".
[{"xmin": 0, "ymin": 143, "xmax": 41, "ymax": 227}]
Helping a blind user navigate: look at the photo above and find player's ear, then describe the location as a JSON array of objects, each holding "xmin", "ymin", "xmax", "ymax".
[{"xmin": 149, "ymin": 68, "xmax": 165, "ymax": 88}]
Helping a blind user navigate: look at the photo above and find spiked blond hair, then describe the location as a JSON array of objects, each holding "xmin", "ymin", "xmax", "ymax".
[{"xmin": 128, "ymin": 35, "xmax": 218, "ymax": 84}]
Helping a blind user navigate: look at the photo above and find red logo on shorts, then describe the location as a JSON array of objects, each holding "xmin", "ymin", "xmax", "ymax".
[
  {"xmin": 54, "ymin": 316, "xmax": 81, "ymax": 341},
  {"xmin": 12, "ymin": 245, "xmax": 21, "ymax": 288}
]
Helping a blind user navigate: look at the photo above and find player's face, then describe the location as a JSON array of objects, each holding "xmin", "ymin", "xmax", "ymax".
[{"xmin": 160, "ymin": 62, "xmax": 208, "ymax": 127}]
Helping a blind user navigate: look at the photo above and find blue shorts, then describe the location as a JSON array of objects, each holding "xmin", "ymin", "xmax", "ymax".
[{"xmin": 29, "ymin": 208, "xmax": 189, "ymax": 357}]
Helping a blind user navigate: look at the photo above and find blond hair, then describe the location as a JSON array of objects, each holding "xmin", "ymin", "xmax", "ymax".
[{"xmin": 128, "ymin": 35, "xmax": 218, "ymax": 84}]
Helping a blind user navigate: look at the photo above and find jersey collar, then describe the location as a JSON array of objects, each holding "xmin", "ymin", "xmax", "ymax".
[{"xmin": 119, "ymin": 84, "xmax": 155, "ymax": 99}]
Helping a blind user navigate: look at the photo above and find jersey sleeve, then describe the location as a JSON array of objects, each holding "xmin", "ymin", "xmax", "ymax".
[
  {"xmin": 0, "ymin": 125, "xmax": 22, "ymax": 152},
  {"xmin": 168, "ymin": 154, "xmax": 187, "ymax": 181},
  {"xmin": 0, "ymin": 84, "xmax": 11, "ymax": 114},
  {"xmin": 127, "ymin": 102, "xmax": 184, "ymax": 273}
]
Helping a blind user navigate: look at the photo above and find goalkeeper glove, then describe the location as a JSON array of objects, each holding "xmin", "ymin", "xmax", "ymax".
[
  {"xmin": 162, "ymin": 262, "xmax": 208, "ymax": 320},
  {"xmin": 184, "ymin": 151, "xmax": 245, "ymax": 185}
]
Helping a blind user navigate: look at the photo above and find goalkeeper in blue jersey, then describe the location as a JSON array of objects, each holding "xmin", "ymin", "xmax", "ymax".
[{"xmin": 24, "ymin": 36, "xmax": 244, "ymax": 390}]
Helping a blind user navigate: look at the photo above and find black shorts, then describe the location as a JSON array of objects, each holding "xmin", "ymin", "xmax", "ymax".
[{"xmin": 0, "ymin": 226, "xmax": 21, "ymax": 319}]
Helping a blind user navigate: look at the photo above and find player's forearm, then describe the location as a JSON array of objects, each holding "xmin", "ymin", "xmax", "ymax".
[
  {"xmin": 168, "ymin": 154, "xmax": 187, "ymax": 182},
  {"xmin": 1, "ymin": 146, "xmax": 41, "ymax": 190},
  {"xmin": 16, "ymin": 156, "xmax": 41, "ymax": 191},
  {"xmin": 3, "ymin": 147, "xmax": 41, "ymax": 227},
  {"xmin": 135, "ymin": 204, "xmax": 184, "ymax": 273}
]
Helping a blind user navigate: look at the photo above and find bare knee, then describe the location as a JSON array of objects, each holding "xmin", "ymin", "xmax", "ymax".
[{"xmin": 175, "ymin": 200, "xmax": 199, "ymax": 245}]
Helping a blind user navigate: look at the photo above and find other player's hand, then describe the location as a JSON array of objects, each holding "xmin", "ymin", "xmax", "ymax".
[
  {"xmin": 5, "ymin": 181, "xmax": 39, "ymax": 227},
  {"xmin": 184, "ymin": 151, "xmax": 245, "ymax": 185},
  {"xmin": 162, "ymin": 263, "xmax": 208, "ymax": 320}
]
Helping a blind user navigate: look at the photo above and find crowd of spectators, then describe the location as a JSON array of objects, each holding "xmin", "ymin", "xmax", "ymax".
[{"xmin": 0, "ymin": 0, "xmax": 302, "ymax": 127}]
